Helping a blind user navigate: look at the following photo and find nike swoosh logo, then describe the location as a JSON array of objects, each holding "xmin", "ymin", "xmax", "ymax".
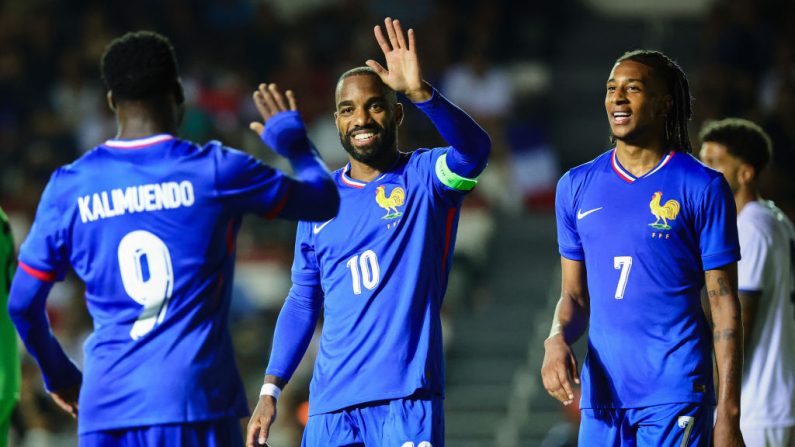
[
  {"xmin": 313, "ymin": 218, "xmax": 334, "ymax": 234},
  {"xmin": 577, "ymin": 207, "xmax": 603, "ymax": 220}
]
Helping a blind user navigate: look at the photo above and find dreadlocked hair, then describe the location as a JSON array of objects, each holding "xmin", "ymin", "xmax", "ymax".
[
  {"xmin": 100, "ymin": 30, "xmax": 180, "ymax": 101},
  {"xmin": 613, "ymin": 49, "xmax": 693, "ymax": 153}
]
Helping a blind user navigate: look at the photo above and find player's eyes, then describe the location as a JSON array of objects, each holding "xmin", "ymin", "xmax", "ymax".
[
  {"xmin": 606, "ymin": 86, "xmax": 616, "ymax": 92},
  {"xmin": 339, "ymin": 107, "xmax": 353, "ymax": 115},
  {"xmin": 369, "ymin": 103, "xmax": 384, "ymax": 112}
]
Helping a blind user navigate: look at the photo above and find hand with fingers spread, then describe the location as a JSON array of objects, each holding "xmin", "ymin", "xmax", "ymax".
[
  {"xmin": 541, "ymin": 333, "xmax": 580, "ymax": 406},
  {"xmin": 367, "ymin": 17, "xmax": 432, "ymax": 103},
  {"xmin": 250, "ymin": 83, "xmax": 313, "ymax": 159},
  {"xmin": 49, "ymin": 383, "xmax": 81, "ymax": 418}
]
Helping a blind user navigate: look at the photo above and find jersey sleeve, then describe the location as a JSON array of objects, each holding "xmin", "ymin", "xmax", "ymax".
[
  {"xmin": 18, "ymin": 170, "xmax": 70, "ymax": 281},
  {"xmin": 555, "ymin": 171, "xmax": 584, "ymax": 261},
  {"xmin": 737, "ymin": 217, "xmax": 769, "ymax": 293},
  {"xmin": 214, "ymin": 145, "xmax": 290, "ymax": 217},
  {"xmin": 291, "ymin": 221, "xmax": 321, "ymax": 288},
  {"xmin": 696, "ymin": 175, "xmax": 741, "ymax": 271}
]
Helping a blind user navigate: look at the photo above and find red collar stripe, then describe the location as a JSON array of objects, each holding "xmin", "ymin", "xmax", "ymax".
[
  {"xmin": 340, "ymin": 165, "xmax": 366, "ymax": 189},
  {"xmin": 611, "ymin": 149, "xmax": 636, "ymax": 183}
]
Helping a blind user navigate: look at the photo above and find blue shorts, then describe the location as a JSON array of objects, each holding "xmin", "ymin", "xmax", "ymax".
[
  {"xmin": 302, "ymin": 395, "xmax": 443, "ymax": 447},
  {"xmin": 580, "ymin": 403, "xmax": 712, "ymax": 446},
  {"xmin": 79, "ymin": 418, "xmax": 243, "ymax": 447}
]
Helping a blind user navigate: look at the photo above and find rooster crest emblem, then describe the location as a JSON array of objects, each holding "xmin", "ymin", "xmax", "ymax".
[
  {"xmin": 375, "ymin": 185, "xmax": 405, "ymax": 220},
  {"xmin": 649, "ymin": 191, "xmax": 680, "ymax": 230}
]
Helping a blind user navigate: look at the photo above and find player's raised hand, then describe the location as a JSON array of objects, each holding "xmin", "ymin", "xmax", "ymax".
[
  {"xmin": 366, "ymin": 17, "xmax": 431, "ymax": 103},
  {"xmin": 49, "ymin": 383, "xmax": 81, "ymax": 418},
  {"xmin": 247, "ymin": 395, "xmax": 277, "ymax": 447},
  {"xmin": 249, "ymin": 82, "xmax": 316, "ymax": 160},
  {"xmin": 249, "ymin": 83, "xmax": 298, "ymax": 136},
  {"xmin": 541, "ymin": 334, "xmax": 580, "ymax": 406}
]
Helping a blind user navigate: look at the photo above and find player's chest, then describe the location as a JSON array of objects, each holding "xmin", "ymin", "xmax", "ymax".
[
  {"xmin": 574, "ymin": 183, "xmax": 695, "ymax": 247},
  {"xmin": 312, "ymin": 180, "xmax": 424, "ymax": 258}
]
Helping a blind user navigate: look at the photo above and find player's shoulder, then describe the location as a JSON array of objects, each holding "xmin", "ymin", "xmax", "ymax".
[
  {"xmin": 672, "ymin": 152, "xmax": 724, "ymax": 186},
  {"xmin": 740, "ymin": 200, "xmax": 788, "ymax": 235},
  {"xmin": 405, "ymin": 147, "xmax": 436, "ymax": 166},
  {"xmin": 560, "ymin": 149, "xmax": 612, "ymax": 186}
]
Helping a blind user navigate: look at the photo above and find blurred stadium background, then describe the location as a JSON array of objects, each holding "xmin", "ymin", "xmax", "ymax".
[{"xmin": 1, "ymin": 0, "xmax": 793, "ymax": 445}]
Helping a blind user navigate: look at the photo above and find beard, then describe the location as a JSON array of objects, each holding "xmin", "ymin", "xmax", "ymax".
[{"xmin": 339, "ymin": 122, "xmax": 397, "ymax": 165}]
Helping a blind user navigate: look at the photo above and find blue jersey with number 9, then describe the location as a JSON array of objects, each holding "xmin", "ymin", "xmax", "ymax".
[
  {"xmin": 18, "ymin": 135, "xmax": 290, "ymax": 433},
  {"xmin": 555, "ymin": 149, "xmax": 740, "ymax": 409}
]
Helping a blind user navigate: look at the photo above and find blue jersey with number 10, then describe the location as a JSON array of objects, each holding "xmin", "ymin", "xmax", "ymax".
[
  {"xmin": 284, "ymin": 149, "xmax": 466, "ymax": 415},
  {"xmin": 555, "ymin": 149, "xmax": 740, "ymax": 409},
  {"xmin": 18, "ymin": 135, "xmax": 291, "ymax": 433}
]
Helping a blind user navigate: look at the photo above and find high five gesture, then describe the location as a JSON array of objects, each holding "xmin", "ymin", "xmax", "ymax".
[{"xmin": 366, "ymin": 17, "xmax": 431, "ymax": 103}]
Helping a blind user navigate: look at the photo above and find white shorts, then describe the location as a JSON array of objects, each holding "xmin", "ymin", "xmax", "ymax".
[{"xmin": 741, "ymin": 426, "xmax": 795, "ymax": 447}]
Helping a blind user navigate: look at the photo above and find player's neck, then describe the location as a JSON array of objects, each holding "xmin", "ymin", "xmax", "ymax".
[
  {"xmin": 734, "ymin": 186, "xmax": 759, "ymax": 214},
  {"xmin": 115, "ymin": 103, "xmax": 179, "ymax": 140},
  {"xmin": 615, "ymin": 141, "xmax": 667, "ymax": 178},
  {"xmin": 348, "ymin": 151, "xmax": 400, "ymax": 183}
]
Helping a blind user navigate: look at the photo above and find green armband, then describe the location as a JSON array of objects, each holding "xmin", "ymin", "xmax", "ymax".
[{"xmin": 435, "ymin": 153, "xmax": 479, "ymax": 191}]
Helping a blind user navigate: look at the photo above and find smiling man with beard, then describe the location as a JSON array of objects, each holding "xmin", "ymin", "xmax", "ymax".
[{"xmin": 247, "ymin": 17, "xmax": 491, "ymax": 447}]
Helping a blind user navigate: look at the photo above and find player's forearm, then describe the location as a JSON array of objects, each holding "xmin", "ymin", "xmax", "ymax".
[
  {"xmin": 265, "ymin": 284, "xmax": 322, "ymax": 383},
  {"xmin": 7, "ymin": 268, "xmax": 82, "ymax": 391},
  {"xmin": 262, "ymin": 110, "xmax": 339, "ymax": 221},
  {"xmin": 413, "ymin": 85, "xmax": 491, "ymax": 178},
  {"xmin": 279, "ymin": 153, "xmax": 340, "ymax": 221},
  {"xmin": 548, "ymin": 293, "xmax": 589, "ymax": 344},
  {"xmin": 706, "ymin": 267, "xmax": 743, "ymax": 419}
]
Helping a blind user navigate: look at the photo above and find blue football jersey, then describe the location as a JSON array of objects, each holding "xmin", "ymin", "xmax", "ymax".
[
  {"xmin": 288, "ymin": 149, "xmax": 466, "ymax": 415},
  {"xmin": 18, "ymin": 134, "xmax": 291, "ymax": 433},
  {"xmin": 555, "ymin": 149, "xmax": 740, "ymax": 409}
]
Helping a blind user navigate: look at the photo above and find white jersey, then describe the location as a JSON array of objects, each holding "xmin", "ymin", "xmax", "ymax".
[{"xmin": 738, "ymin": 200, "xmax": 795, "ymax": 429}]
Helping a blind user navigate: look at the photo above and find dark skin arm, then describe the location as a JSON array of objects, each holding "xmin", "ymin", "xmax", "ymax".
[
  {"xmin": 541, "ymin": 257, "xmax": 589, "ymax": 405},
  {"xmin": 706, "ymin": 264, "xmax": 745, "ymax": 447},
  {"xmin": 738, "ymin": 291, "xmax": 760, "ymax": 354},
  {"xmin": 246, "ymin": 375, "xmax": 287, "ymax": 447}
]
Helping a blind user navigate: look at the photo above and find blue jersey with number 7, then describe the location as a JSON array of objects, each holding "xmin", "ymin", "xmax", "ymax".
[
  {"xmin": 18, "ymin": 134, "xmax": 292, "ymax": 433},
  {"xmin": 555, "ymin": 149, "xmax": 740, "ymax": 409}
]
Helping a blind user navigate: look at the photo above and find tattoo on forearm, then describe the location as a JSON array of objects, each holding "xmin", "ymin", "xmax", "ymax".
[
  {"xmin": 718, "ymin": 277, "xmax": 731, "ymax": 296},
  {"xmin": 713, "ymin": 329, "xmax": 738, "ymax": 341}
]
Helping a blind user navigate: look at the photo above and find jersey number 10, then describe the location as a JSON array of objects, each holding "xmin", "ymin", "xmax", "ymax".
[
  {"xmin": 346, "ymin": 250, "xmax": 381, "ymax": 295},
  {"xmin": 118, "ymin": 230, "xmax": 174, "ymax": 340}
]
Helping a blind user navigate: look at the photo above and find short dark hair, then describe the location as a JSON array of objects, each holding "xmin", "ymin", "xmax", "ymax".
[
  {"xmin": 699, "ymin": 118, "xmax": 773, "ymax": 173},
  {"xmin": 612, "ymin": 49, "xmax": 693, "ymax": 153},
  {"xmin": 100, "ymin": 31, "xmax": 180, "ymax": 101},
  {"xmin": 335, "ymin": 67, "xmax": 397, "ymax": 106}
]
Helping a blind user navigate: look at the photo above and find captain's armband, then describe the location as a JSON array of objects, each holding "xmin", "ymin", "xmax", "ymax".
[{"xmin": 434, "ymin": 153, "xmax": 479, "ymax": 191}]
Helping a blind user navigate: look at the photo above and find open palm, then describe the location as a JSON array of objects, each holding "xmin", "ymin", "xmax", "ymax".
[{"xmin": 366, "ymin": 18, "xmax": 426, "ymax": 100}]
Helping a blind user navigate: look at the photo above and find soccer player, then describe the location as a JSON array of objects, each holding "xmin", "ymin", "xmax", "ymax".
[
  {"xmin": 0, "ymin": 208, "xmax": 18, "ymax": 447},
  {"xmin": 246, "ymin": 18, "xmax": 491, "ymax": 447},
  {"xmin": 541, "ymin": 50, "xmax": 746, "ymax": 446},
  {"xmin": 7, "ymin": 31, "xmax": 339, "ymax": 446},
  {"xmin": 700, "ymin": 118, "xmax": 795, "ymax": 447}
]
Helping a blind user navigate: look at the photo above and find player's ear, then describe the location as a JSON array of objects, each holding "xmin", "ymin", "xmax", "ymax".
[
  {"xmin": 394, "ymin": 102, "xmax": 404, "ymax": 126},
  {"xmin": 106, "ymin": 91, "xmax": 116, "ymax": 112},
  {"xmin": 738, "ymin": 162, "xmax": 755, "ymax": 186}
]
